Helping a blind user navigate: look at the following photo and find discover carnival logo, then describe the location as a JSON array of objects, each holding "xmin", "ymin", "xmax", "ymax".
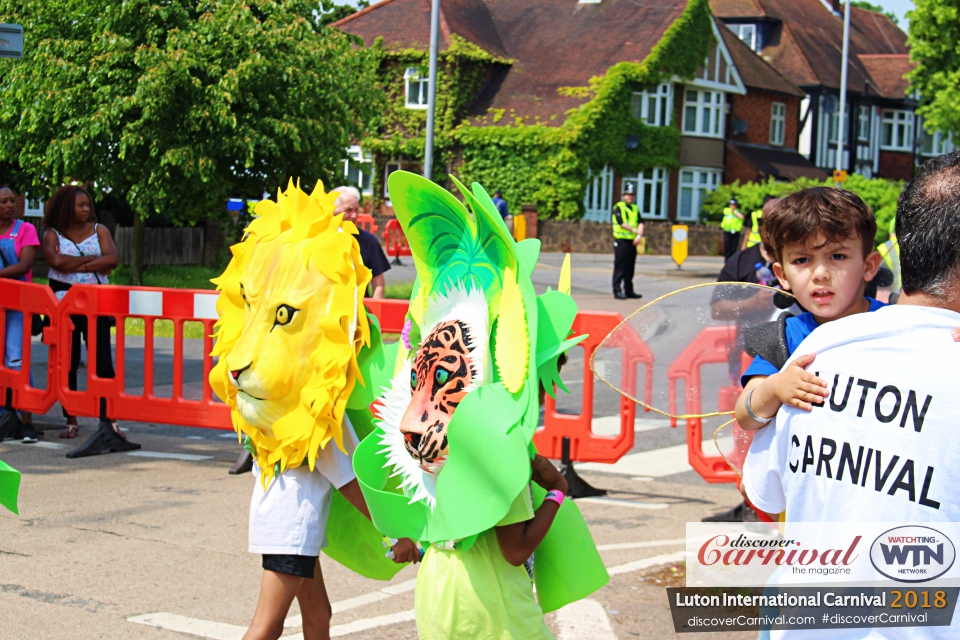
[{"xmin": 869, "ymin": 526, "xmax": 956, "ymax": 583}]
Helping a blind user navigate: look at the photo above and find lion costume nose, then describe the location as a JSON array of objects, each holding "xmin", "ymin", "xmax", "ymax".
[{"xmin": 231, "ymin": 363, "xmax": 251, "ymax": 381}]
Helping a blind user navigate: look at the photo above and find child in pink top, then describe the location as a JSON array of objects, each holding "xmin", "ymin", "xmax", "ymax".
[{"xmin": 0, "ymin": 186, "xmax": 41, "ymax": 442}]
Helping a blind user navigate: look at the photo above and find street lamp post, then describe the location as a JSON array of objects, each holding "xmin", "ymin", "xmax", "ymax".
[
  {"xmin": 423, "ymin": 0, "xmax": 440, "ymax": 180},
  {"xmin": 836, "ymin": 0, "xmax": 851, "ymax": 180}
]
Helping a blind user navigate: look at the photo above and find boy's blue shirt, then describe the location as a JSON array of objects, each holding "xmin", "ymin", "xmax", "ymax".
[{"xmin": 740, "ymin": 297, "xmax": 886, "ymax": 387}]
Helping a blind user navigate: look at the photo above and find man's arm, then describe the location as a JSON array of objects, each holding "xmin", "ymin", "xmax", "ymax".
[{"xmin": 370, "ymin": 274, "xmax": 385, "ymax": 299}]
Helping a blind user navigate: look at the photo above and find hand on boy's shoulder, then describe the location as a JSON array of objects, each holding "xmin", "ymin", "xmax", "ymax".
[{"xmin": 769, "ymin": 353, "xmax": 827, "ymax": 412}]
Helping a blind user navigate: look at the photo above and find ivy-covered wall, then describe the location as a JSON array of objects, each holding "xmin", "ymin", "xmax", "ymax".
[{"xmin": 360, "ymin": 0, "xmax": 715, "ymax": 219}]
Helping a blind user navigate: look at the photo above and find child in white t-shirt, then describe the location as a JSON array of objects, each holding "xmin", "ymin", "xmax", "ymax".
[{"xmin": 244, "ymin": 418, "xmax": 418, "ymax": 640}]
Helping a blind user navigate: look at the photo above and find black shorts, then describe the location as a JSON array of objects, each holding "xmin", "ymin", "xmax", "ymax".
[{"xmin": 262, "ymin": 554, "xmax": 317, "ymax": 579}]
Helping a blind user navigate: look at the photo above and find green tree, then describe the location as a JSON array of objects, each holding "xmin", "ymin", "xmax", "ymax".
[
  {"xmin": 907, "ymin": 0, "xmax": 960, "ymax": 138},
  {"xmin": 0, "ymin": 0, "xmax": 381, "ymax": 283},
  {"xmin": 319, "ymin": 0, "xmax": 369, "ymax": 27}
]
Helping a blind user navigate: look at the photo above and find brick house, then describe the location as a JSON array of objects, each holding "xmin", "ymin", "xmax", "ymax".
[
  {"xmin": 718, "ymin": 26, "xmax": 827, "ymax": 183},
  {"xmin": 337, "ymin": 0, "xmax": 819, "ymax": 224},
  {"xmin": 711, "ymin": 0, "xmax": 947, "ymax": 181}
]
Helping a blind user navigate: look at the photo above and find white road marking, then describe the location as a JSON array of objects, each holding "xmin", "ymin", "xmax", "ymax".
[
  {"xmin": 576, "ymin": 497, "xmax": 669, "ymax": 510},
  {"xmin": 130, "ymin": 552, "xmax": 685, "ymax": 639},
  {"xmin": 127, "ymin": 451, "xmax": 213, "ymax": 461},
  {"xmin": 577, "ymin": 436, "xmax": 732, "ymax": 478},
  {"xmin": 596, "ymin": 537, "xmax": 686, "ymax": 551},
  {"xmin": 606, "ymin": 550, "xmax": 686, "ymax": 576},
  {"xmin": 280, "ymin": 609, "xmax": 417, "ymax": 640},
  {"xmin": 9, "ymin": 440, "xmax": 67, "ymax": 449},
  {"xmin": 554, "ymin": 598, "xmax": 617, "ymax": 640},
  {"xmin": 128, "ymin": 612, "xmax": 245, "ymax": 640},
  {"xmin": 282, "ymin": 578, "xmax": 416, "ymax": 628}
]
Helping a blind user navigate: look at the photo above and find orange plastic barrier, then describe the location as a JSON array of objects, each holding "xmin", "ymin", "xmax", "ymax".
[
  {"xmin": 383, "ymin": 219, "xmax": 412, "ymax": 263},
  {"xmin": 666, "ymin": 325, "xmax": 752, "ymax": 483},
  {"xmin": 54, "ymin": 284, "xmax": 231, "ymax": 429},
  {"xmin": 363, "ymin": 298, "xmax": 409, "ymax": 334},
  {"xmin": 534, "ymin": 311, "xmax": 653, "ymax": 464},
  {"xmin": 355, "ymin": 214, "xmax": 379, "ymax": 236},
  {"xmin": 0, "ymin": 279, "xmax": 59, "ymax": 415}
]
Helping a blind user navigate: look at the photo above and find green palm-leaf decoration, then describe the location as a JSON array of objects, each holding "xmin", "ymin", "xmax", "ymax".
[{"xmin": 388, "ymin": 172, "xmax": 516, "ymax": 311}]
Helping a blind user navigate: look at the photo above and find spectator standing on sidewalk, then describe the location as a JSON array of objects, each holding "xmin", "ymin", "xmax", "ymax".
[
  {"xmin": 611, "ymin": 183, "xmax": 643, "ymax": 300},
  {"xmin": 42, "ymin": 185, "xmax": 119, "ymax": 439},
  {"xmin": 333, "ymin": 186, "xmax": 390, "ymax": 299},
  {"xmin": 0, "ymin": 186, "xmax": 42, "ymax": 443}
]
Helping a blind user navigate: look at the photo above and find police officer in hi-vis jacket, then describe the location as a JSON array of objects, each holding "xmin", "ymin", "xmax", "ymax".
[{"xmin": 611, "ymin": 183, "xmax": 644, "ymax": 299}]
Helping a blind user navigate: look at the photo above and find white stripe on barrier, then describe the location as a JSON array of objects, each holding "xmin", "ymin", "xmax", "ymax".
[
  {"xmin": 194, "ymin": 293, "xmax": 219, "ymax": 320},
  {"xmin": 129, "ymin": 290, "xmax": 163, "ymax": 317}
]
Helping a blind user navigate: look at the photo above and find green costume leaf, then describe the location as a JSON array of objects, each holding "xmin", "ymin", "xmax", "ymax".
[
  {"xmin": 0, "ymin": 460, "xmax": 20, "ymax": 515},
  {"xmin": 531, "ymin": 484, "xmax": 610, "ymax": 612}
]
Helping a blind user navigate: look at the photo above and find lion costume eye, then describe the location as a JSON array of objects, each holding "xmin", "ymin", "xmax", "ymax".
[
  {"xmin": 240, "ymin": 284, "xmax": 248, "ymax": 306},
  {"xmin": 434, "ymin": 368, "xmax": 451, "ymax": 386},
  {"xmin": 273, "ymin": 304, "xmax": 299, "ymax": 328}
]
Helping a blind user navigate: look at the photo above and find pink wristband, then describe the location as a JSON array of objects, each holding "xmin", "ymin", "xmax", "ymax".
[{"xmin": 544, "ymin": 489, "xmax": 565, "ymax": 507}]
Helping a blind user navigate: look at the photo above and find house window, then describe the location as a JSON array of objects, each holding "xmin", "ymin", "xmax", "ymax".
[
  {"xmin": 622, "ymin": 169, "xmax": 669, "ymax": 219},
  {"xmin": 770, "ymin": 102, "xmax": 786, "ymax": 146},
  {"xmin": 631, "ymin": 83, "xmax": 673, "ymax": 126},
  {"xmin": 858, "ymin": 106, "xmax": 870, "ymax": 141},
  {"xmin": 382, "ymin": 160, "xmax": 421, "ymax": 198},
  {"xmin": 678, "ymin": 168, "xmax": 721, "ymax": 221},
  {"xmin": 920, "ymin": 130, "xmax": 954, "ymax": 157},
  {"xmin": 683, "ymin": 89, "xmax": 724, "ymax": 138},
  {"xmin": 404, "ymin": 67, "xmax": 429, "ymax": 109},
  {"xmin": 583, "ymin": 165, "xmax": 615, "ymax": 222},
  {"xmin": 342, "ymin": 146, "xmax": 374, "ymax": 196},
  {"xmin": 731, "ymin": 23, "xmax": 757, "ymax": 51},
  {"xmin": 881, "ymin": 110, "xmax": 914, "ymax": 151}
]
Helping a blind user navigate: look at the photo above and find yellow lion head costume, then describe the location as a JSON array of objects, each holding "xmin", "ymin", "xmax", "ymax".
[{"xmin": 209, "ymin": 180, "xmax": 371, "ymax": 485}]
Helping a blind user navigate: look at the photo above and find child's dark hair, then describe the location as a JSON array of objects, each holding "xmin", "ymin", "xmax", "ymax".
[
  {"xmin": 763, "ymin": 187, "xmax": 875, "ymax": 263},
  {"xmin": 43, "ymin": 185, "xmax": 96, "ymax": 233}
]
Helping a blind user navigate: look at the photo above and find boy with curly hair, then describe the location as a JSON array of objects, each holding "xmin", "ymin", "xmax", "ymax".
[{"xmin": 734, "ymin": 187, "xmax": 883, "ymax": 432}]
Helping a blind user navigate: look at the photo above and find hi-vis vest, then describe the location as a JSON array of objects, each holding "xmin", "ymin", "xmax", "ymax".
[
  {"xmin": 612, "ymin": 201, "xmax": 639, "ymax": 240},
  {"xmin": 746, "ymin": 209, "xmax": 762, "ymax": 247},
  {"xmin": 721, "ymin": 207, "xmax": 744, "ymax": 233},
  {"xmin": 878, "ymin": 238, "xmax": 901, "ymax": 291}
]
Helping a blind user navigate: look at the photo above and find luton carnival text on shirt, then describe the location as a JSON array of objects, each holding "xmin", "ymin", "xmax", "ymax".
[{"xmin": 788, "ymin": 373, "xmax": 939, "ymax": 510}]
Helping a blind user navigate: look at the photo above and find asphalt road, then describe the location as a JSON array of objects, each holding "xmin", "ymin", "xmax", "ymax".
[{"xmin": 0, "ymin": 251, "xmax": 754, "ymax": 639}]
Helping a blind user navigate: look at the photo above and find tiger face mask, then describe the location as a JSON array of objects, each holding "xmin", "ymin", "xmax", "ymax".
[{"xmin": 399, "ymin": 319, "xmax": 477, "ymax": 474}]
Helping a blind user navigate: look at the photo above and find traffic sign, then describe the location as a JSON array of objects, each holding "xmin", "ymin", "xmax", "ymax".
[
  {"xmin": 0, "ymin": 24, "xmax": 23, "ymax": 59},
  {"xmin": 833, "ymin": 169, "xmax": 848, "ymax": 183}
]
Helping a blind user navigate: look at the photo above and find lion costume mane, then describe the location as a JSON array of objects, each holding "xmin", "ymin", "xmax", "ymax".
[{"xmin": 209, "ymin": 180, "xmax": 371, "ymax": 486}]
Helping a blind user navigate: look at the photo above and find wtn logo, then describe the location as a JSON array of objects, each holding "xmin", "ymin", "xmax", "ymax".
[
  {"xmin": 880, "ymin": 543, "xmax": 944, "ymax": 567},
  {"xmin": 870, "ymin": 526, "xmax": 956, "ymax": 583}
]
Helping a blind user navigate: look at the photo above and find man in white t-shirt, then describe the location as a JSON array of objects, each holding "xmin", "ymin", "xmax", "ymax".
[{"xmin": 744, "ymin": 151, "xmax": 960, "ymax": 639}]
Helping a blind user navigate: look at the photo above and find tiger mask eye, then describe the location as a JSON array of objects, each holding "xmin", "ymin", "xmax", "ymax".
[{"xmin": 399, "ymin": 320, "xmax": 476, "ymax": 474}]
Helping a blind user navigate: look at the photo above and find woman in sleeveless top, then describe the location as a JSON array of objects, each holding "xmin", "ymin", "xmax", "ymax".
[{"xmin": 41, "ymin": 186, "xmax": 119, "ymax": 438}]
